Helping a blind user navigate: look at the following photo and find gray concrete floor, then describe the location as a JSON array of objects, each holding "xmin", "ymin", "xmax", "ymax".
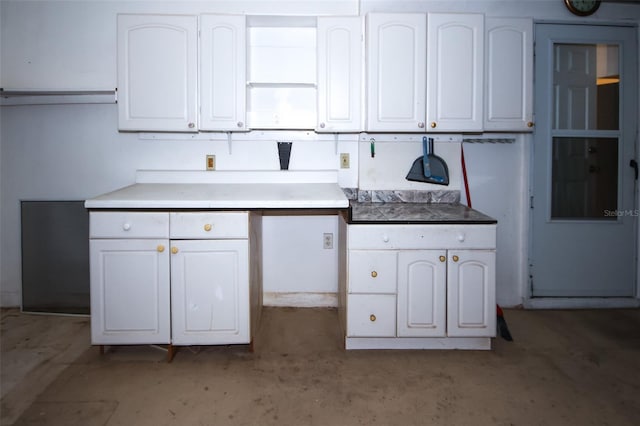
[{"xmin": 1, "ymin": 306, "xmax": 639, "ymax": 426}]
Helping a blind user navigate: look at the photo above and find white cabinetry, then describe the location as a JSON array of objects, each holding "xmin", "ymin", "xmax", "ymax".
[
  {"xmin": 169, "ymin": 212, "xmax": 250, "ymax": 345},
  {"xmin": 397, "ymin": 250, "xmax": 446, "ymax": 337},
  {"xmin": 365, "ymin": 12, "xmax": 484, "ymax": 133},
  {"xmin": 200, "ymin": 15, "xmax": 247, "ymax": 131},
  {"xmin": 366, "ymin": 13, "xmax": 426, "ymax": 132},
  {"xmin": 89, "ymin": 210, "xmax": 259, "ymax": 359},
  {"xmin": 484, "ymin": 18, "xmax": 534, "ymax": 131},
  {"xmin": 447, "ymin": 250, "xmax": 496, "ymax": 337},
  {"xmin": 117, "ymin": 15, "xmax": 198, "ymax": 132},
  {"xmin": 89, "ymin": 212, "xmax": 171, "ymax": 345},
  {"xmin": 343, "ymin": 223, "xmax": 496, "ymax": 350},
  {"xmin": 317, "ymin": 17, "xmax": 363, "ymax": 132},
  {"xmin": 426, "ymin": 13, "xmax": 484, "ymax": 132}
]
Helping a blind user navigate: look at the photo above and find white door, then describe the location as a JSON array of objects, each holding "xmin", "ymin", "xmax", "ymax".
[
  {"xmin": 397, "ymin": 251, "xmax": 446, "ymax": 337},
  {"xmin": 447, "ymin": 250, "xmax": 496, "ymax": 337},
  {"xmin": 117, "ymin": 14, "xmax": 198, "ymax": 131},
  {"xmin": 89, "ymin": 239, "xmax": 171, "ymax": 345},
  {"xmin": 200, "ymin": 14, "xmax": 247, "ymax": 131},
  {"xmin": 170, "ymin": 239, "xmax": 249, "ymax": 345},
  {"xmin": 317, "ymin": 17, "xmax": 363, "ymax": 132},
  {"xmin": 366, "ymin": 13, "xmax": 426, "ymax": 132},
  {"xmin": 531, "ymin": 24, "xmax": 637, "ymax": 297},
  {"xmin": 426, "ymin": 13, "xmax": 484, "ymax": 132}
]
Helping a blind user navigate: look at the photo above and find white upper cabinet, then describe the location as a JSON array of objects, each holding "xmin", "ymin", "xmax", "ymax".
[
  {"xmin": 117, "ymin": 14, "xmax": 198, "ymax": 132},
  {"xmin": 484, "ymin": 18, "xmax": 534, "ymax": 131},
  {"xmin": 317, "ymin": 17, "xmax": 363, "ymax": 132},
  {"xmin": 246, "ymin": 23, "xmax": 317, "ymax": 129},
  {"xmin": 200, "ymin": 15, "xmax": 247, "ymax": 131},
  {"xmin": 426, "ymin": 13, "xmax": 484, "ymax": 132},
  {"xmin": 366, "ymin": 13, "xmax": 427, "ymax": 132}
]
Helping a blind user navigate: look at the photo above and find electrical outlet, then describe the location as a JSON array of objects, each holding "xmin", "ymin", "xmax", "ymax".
[
  {"xmin": 323, "ymin": 233, "xmax": 334, "ymax": 249},
  {"xmin": 206, "ymin": 155, "xmax": 216, "ymax": 171},
  {"xmin": 340, "ymin": 153, "xmax": 350, "ymax": 169}
]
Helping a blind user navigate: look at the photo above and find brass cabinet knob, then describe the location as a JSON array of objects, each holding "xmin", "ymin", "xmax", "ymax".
[
  {"xmin": 439, "ymin": 255, "xmax": 446, "ymax": 262},
  {"xmin": 370, "ymin": 314, "xmax": 376, "ymax": 322},
  {"xmin": 171, "ymin": 246, "xmax": 178, "ymax": 254},
  {"xmin": 157, "ymin": 245, "xmax": 165, "ymax": 253},
  {"xmin": 452, "ymin": 255, "xmax": 459, "ymax": 262},
  {"xmin": 430, "ymin": 122, "xmax": 437, "ymax": 128},
  {"xmin": 371, "ymin": 271, "xmax": 378, "ymax": 278},
  {"xmin": 527, "ymin": 121, "xmax": 534, "ymax": 128},
  {"xmin": 203, "ymin": 223, "xmax": 212, "ymax": 232}
]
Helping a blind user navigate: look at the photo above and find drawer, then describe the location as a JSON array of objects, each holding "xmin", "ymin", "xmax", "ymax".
[
  {"xmin": 90, "ymin": 211, "xmax": 169, "ymax": 238},
  {"xmin": 349, "ymin": 224, "xmax": 496, "ymax": 250},
  {"xmin": 170, "ymin": 212, "xmax": 248, "ymax": 239},
  {"xmin": 349, "ymin": 250, "xmax": 397, "ymax": 294},
  {"xmin": 347, "ymin": 294, "xmax": 396, "ymax": 337}
]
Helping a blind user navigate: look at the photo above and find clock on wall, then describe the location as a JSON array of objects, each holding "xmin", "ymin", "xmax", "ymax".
[{"xmin": 564, "ymin": 0, "xmax": 601, "ymax": 16}]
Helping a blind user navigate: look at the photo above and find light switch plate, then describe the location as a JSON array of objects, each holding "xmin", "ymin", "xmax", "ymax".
[
  {"xmin": 340, "ymin": 153, "xmax": 350, "ymax": 169},
  {"xmin": 206, "ymin": 155, "xmax": 216, "ymax": 171}
]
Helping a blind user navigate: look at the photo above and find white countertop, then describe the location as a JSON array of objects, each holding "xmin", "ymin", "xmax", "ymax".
[{"xmin": 84, "ymin": 170, "xmax": 349, "ymax": 209}]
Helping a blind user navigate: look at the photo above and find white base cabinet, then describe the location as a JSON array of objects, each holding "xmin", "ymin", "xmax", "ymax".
[
  {"xmin": 90, "ymin": 238, "xmax": 171, "ymax": 345},
  {"xmin": 170, "ymin": 239, "xmax": 249, "ymax": 345},
  {"xmin": 341, "ymin": 221, "xmax": 496, "ymax": 350},
  {"xmin": 89, "ymin": 210, "xmax": 261, "ymax": 358}
]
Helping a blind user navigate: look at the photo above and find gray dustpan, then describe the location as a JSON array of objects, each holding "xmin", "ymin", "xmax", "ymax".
[{"xmin": 406, "ymin": 136, "xmax": 449, "ymax": 185}]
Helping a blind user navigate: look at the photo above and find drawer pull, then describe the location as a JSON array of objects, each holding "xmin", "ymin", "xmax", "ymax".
[
  {"xmin": 157, "ymin": 245, "xmax": 165, "ymax": 253},
  {"xmin": 371, "ymin": 271, "xmax": 378, "ymax": 278},
  {"xmin": 203, "ymin": 223, "xmax": 212, "ymax": 232},
  {"xmin": 457, "ymin": 234, "xmax": 465, "ymax": 242},
  {"xmin": 122, "ymin": 223, "xmax": 131, "ymax": 231},
  {"xmin": 171, "ymin": 246, "xmax": 178, "ymax": 254},
  {"xmin": 452, "ymin": 255, "xmax": 459, "ymax": 262},
  {"xmin": 439, "ymin": 255, "xmax": 446, "ymax": 262},
  {"xmin": 382, "ymin": 235, "xmax": 389, "ymax": 243},
  {"xmin": 369, "ymin": 314, "xmax": 376, "ymax": 322}
]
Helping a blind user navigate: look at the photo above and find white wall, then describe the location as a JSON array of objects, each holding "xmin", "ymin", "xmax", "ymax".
[{"xmin": 1, "ymin": 0, "xmax": 639, "ymax": 308}]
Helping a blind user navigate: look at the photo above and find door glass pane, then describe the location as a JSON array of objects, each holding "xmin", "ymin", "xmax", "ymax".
[
  {"xmin": 553, "ymin": 43, "xmax": 619, "ymax": 130},
  {"xmin": 551, "ymin": 137, "xmax": 618, "ymax": 220}
]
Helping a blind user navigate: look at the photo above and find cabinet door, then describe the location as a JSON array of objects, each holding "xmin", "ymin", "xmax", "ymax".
[
  {"xmin": 426, "ymin": 13, "xmax": 484, "ymax": 132},
  {"xmin": 447, "ymin": 250, "xmax": 496, "ymax": 337},
  {"xmin": 366, "ymin": 13, "xmax": 426, "ymax": 132},
  {"xmin": 484, "ymin": 18, "xmax": 533, "ymax": 131},
  {"xmin": 317, "ymin": 17, "xmax": 363, "ymax": 132},
  {"xmin": 90, "ymin": 239, "xmax": 170, "ymax": 345},
  {"xmin": 397, "ymin": 251, "xmax": 446, "ymax": 337},
  {"xmin": 117, "ymin": 14, "xmax": 198, "ymax": 131},
  {"xmin": 170, "ymin": 240, "xmax": 249, "ymax": 345},
  {"xmin": 200, "ymin": 15, "xmax": 247, "ymax": 131}
]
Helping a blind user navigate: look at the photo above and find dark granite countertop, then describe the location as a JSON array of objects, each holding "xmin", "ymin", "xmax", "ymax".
[{"xmin": 349, "ymin": 202, "xmax": 497, "ymax": 224}]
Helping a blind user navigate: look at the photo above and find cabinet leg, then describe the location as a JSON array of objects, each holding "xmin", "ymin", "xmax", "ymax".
[
  {"xmin": 99, "ymin": 345, "xmax": 105, "ymax": 355},
  {"xmin": 249, "ymin": 340, "xmax": 254, "ymax": 353},
  {"xmin": 167, "ymin": 344, "xmax": 176, "ymax": 363}
]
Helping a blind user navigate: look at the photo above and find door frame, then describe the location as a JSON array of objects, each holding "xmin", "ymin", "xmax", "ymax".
[{"xmin": 524, "ymin": 20, "xmax": 640, "ymax": 309}]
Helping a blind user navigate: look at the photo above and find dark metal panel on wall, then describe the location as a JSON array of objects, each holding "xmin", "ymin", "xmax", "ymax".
[{"xmin": 21, "ymin": 201, "xmax": 89, "ymax": 314}]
